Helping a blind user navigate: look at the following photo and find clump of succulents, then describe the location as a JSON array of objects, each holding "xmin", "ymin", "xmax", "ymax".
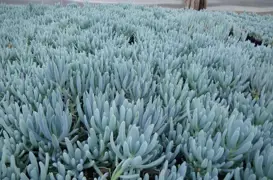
[{"xmin": 0, "ymin": 2, "xmax": 273, "ymax": 179}]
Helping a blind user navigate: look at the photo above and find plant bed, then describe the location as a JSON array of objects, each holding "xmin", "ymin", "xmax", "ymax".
[{"xmin": 0, "ymin": 3, "xmax": 273, "ymax": 180}]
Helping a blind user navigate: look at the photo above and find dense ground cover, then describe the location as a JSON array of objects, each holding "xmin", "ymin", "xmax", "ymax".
[{"xmin": 0, "ymin": 3, "xmax": 273, "ymax": 180}]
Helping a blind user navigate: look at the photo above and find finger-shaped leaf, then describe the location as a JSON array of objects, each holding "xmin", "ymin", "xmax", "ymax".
[
  {"xmin": 145, "ymin": 133, "xmax": 158, "ymax": 155},
  {"xmin": 110, "ymin": 132, "xmax": 124, "ymax": 160},
  {"xmin": 121, "ymin": 158, "xmax": 132, "ymax": 170},
  {"xmin": 131, "ymin": 156, "xmax": 142, "ymax": 167},
  {"xmin": 135, "ymin": 155, "xmax": 165, "ymax": 169},
  {"xmin": 75, "ymin": 148, "xmax": 82, "ymax": 161},
  {"xmin": 135, "ymin": 141, "xmax": 148, "ymax": 157},
  {"xmin": 65, "ymin": 137, "xmax": 74, "ymax": 157},
  {"xmin": 123, "ymin": 142, "xmax": 131, "ymax": 157},
  {"xmin": 229, "ymin": 128, "xmax": 240, "ymax": 149}
]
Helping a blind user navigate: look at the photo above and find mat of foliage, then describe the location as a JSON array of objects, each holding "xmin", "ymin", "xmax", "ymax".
[{"xmin": 0, "ymin": 3, "xmax": 273, "ymax": 180}]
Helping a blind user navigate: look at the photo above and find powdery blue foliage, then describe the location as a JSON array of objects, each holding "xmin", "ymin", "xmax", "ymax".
[{"xmin": 0, "ymin": 2, "xmax": 273, "ymax": 179}]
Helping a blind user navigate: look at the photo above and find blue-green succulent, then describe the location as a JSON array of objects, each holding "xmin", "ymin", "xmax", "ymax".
[{"xmin": 0, "ymin": 2, "xmax": 273, "ymax": 179}]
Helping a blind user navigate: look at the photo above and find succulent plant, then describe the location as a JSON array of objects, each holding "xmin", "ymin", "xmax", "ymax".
[
  {"xmin": 0, "ymin": 2, "xmax": 273, "ymax": 180},
  {"xmin": 110, "ymin": 122, "xmax": 165, "ymax": 179}
]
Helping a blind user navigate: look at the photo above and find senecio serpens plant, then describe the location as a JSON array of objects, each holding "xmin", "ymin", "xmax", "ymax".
[{"xmin": 0, "ymin": 2, "xmax": 273, "ymax": 180}]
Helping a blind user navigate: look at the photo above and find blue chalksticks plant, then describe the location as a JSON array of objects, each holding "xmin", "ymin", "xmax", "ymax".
[
  {"xmin": 0, "ymin": 2, "xmax": 273, "ymax": 179},
  {"xmin": 110, "ymin": 122, "xmax": 165, "ymax": 179}
]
